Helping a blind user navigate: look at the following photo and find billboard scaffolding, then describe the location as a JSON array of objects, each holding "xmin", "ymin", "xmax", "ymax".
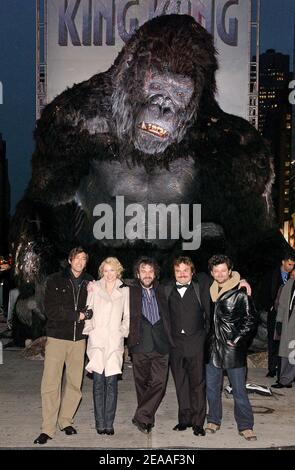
[
  {"xmin": 36, "ymin": 0, "xmax": 47, "ymax": 119},
  {"xmin": 249, "ymin": 0, "xmax": 260, "ymax": 129}
]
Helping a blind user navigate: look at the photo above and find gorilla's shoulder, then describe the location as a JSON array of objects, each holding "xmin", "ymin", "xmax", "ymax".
[
  {"xmin": 201, "ymin": 108, "xmax": 268, "ymax": 150},
  {"xmin": 195, "ymin": 108, "xmax": 271, "ymax": 173},
  {"xmin": 221, "ymin": 112, "xmax": 265, "ymax": 145},
  {"xmin": 194, "ymin": 108, "xmax": 273, "ymax": 196},
  {"xmin": 35, "ymin": 71, "xmax": 113, "ymax": 139},
  {"xmin": 219, "ymin": 112, "xmax": 272, "ymax": 171}
]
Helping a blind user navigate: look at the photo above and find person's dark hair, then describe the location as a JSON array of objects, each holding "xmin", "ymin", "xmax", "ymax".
[
  {"xmin": 208, "ymin": 254, "xmax": 233, "ymax": 272},
  {"xmin": 282, "ymin": 250, "xmax": 295, "ymax": 262},
  {"xmin": 133, "ymin": 257, "xmax": 160, "ymax": 279},
  {"xmin": 173, "ymin": 256, "xmax": 195, "ymax": 274},
  {"xmin": 68, "ymin": 246, "xmax": 89, "ymax": 262}
]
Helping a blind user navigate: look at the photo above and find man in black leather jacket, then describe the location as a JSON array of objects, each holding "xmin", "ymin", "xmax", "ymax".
[
  {"xmin": 34, "ymin": 247, "xmax": 93, "ymax": 445},
  {"xmin": 205, "ymin": 254, "xmax": 257, "ymax": 441}
]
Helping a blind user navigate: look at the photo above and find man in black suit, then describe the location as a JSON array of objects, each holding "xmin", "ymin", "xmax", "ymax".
[
  {"xmin": 128, "ymin": 257, "xmax": 174, "ymax": 433},
  {"xmin": 259, "ymin": 252, "xmax": 295, "ymax": 378},
  {"xmin": 164, "ymin": 256, "xmax": 212, "ymax": 437}
]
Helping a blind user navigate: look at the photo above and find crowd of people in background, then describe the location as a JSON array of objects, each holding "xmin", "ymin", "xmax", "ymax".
[{"xmin": 260, "ymin": 252, "xmax": 295, "ymax": 389}]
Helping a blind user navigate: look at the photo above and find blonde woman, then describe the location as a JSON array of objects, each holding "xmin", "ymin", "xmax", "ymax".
[{"xmin": 83, "ymin": 257, "xmax": 129, "ymax": 435}]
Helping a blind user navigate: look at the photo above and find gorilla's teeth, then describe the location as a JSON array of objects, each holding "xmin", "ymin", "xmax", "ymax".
[{"xmin": 139, "ymin": 122, "xmax": 167, "ymax": 138}]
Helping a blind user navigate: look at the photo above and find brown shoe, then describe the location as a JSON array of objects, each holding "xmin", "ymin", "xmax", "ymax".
[
  {"xmin": 205, "ymin": 423, "xmax": 220, "ymax": 434},
  {"xmin": 239, "ymin": 429, "xmax": 257, "ymax": 441}
]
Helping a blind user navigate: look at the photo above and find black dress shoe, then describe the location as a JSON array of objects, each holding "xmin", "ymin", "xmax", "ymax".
[
  {"xmin": 96, "ymin": 429, "xmax": 105, "ymax": 434},
  {"xmin": 105, "ymin": 429, "xmax": 114, "ymax": 435},
  {"xmin": 173, "ymin": 423, "xmax": 190, "ymax": 431},
  {"xmin": 271, "ymin": 382, "xmax": 292, "ymax": 389},
  {"xmin": 62, "ymin": 426, "xmax": 77, "ymax": 435},
  {"xmin": 193, "ymin": 425, "xmax": 206, "ymax": 436},
  {"xmin": 34, "ymin": 433, "xmax": 52, "ymax": 444},
  {"xmin": 146, "ymin": 423, "xmax": 153, "ymax": 434},
  {"xmin": 132, "ymin": 418, "xmax": 148, "ymax": 433},
  {"xmin": 266, "ymin": 371, "xmax": 276, "ymax": 378}
]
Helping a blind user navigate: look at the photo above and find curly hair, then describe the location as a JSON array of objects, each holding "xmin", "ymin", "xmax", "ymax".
[
  {"xmin": 133, "ymin": 256, "xmax": 160, "ymax": 279},
  {"xmin": 208, "ymin": 254, "xmax": 233, "ymax": 272}
]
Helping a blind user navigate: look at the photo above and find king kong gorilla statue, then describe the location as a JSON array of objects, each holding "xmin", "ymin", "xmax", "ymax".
[{"xmin": 10, "ymin": 14, "xmax": 291, "ymax": 345}]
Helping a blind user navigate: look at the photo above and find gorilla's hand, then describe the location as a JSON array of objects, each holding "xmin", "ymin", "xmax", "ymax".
[
  {"xmin": 15, "ymin": 281, "xmax": 47, "ymax": 327},
  {"xmin": 12, "ymin": 200, "xmax": 58, "ymax": 294},
  {"xmin": 14, "ymin": 237, "xmax": 54, "ymax": 292}
]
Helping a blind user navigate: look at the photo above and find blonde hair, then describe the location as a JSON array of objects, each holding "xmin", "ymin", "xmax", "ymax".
[{"xmin": 98, "ymin": 257, "xmax": 124, "ymax": 279}]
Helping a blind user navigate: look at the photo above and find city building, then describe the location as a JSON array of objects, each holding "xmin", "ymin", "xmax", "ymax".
[{"xmin": 258, "ymin": 49, "xmax": 293, "ymax": 228}]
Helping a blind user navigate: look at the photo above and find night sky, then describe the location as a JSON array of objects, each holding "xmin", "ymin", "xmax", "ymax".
[{"xmin": 0, "ymin": 0, "xmax": 295, "ymax": 211}]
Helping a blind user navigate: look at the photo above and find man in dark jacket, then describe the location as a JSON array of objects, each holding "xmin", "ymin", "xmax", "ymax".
[
  {"xmin": 205, "ymin": 254, "xmax": 257, "ymax": 441},
  {"xmin": 164, "ymin": 256, "xmax": 212, "ymax": 437},
  {"xmin": 259, "ymin": 253, "xmax": 295, "ymax": 378},
  {"xmin": 34, "ymin": 247, "xmax": 93, "ymax": 445},
  {"xmin": 128, "ymin": 257, "xmax": 174, "ymax": 433}
]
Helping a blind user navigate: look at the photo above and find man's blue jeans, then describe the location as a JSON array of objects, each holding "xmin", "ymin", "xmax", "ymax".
[
  {"xmin": 93, "ymin": 372, "xmax": 118, "ymax": 431},
  {"xmin": 206, "ymin": 360, "xmax": 254, "ymax": 432}
]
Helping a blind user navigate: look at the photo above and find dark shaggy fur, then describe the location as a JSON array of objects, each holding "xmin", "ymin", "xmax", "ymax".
[{"xmin": 10, "ymin": 14, "xmax": 291, "ymax": 343}]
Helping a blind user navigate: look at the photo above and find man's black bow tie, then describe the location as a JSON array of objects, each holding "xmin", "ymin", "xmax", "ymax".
[{"xmin": 176, "ymin": 283, "xmax": 190, "ymax": 289}]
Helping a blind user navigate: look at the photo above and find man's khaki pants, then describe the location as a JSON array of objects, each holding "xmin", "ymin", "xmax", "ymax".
[{"xmin": 41, "ymin": 337, "xmax": 86, "ymax": 437}]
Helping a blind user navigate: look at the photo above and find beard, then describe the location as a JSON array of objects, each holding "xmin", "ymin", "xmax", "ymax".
[{"xmin": 140, "ymin": 278, "xmax": 154, "ymax": 288}]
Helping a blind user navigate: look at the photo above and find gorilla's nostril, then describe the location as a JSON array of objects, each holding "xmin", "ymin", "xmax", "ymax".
[
  {"xmin": 163, "ymin": 108, "xmax": 172, "ymax": 116},
  {"xmin": 150, "ymin": 95, "xmax": 163, "ymax": 105},
  {"xmin": 150, "ymin": 104, "xmax": 159, "ymax": 111}
]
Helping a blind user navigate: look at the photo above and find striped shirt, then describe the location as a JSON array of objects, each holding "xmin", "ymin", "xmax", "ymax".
[
  {"xmin": 142, "ymin": 287, "xmax": 160, "ymax": 325},
  {"xmin": 281, "ymin": 270, "xmax": 289, "ymax": 285}
]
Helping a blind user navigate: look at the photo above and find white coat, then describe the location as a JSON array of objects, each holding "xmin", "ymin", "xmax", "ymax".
[{"xmin": 83, "ymin": 278, "xmax": 130, "ymax": 376}]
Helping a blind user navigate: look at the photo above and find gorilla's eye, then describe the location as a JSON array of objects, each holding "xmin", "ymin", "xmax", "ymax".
[
  {"xmin": 176, "ymin": 92, "xmax": 184, "ymax": 98},
  {"xmin": 150, "ymin": 83, "xmax": 161, "ymax": 91}
]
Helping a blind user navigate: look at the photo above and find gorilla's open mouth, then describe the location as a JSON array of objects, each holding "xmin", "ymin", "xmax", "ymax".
[{"xmin": 138, "ymin": 121, "xmax": 168, "ymax": 138}]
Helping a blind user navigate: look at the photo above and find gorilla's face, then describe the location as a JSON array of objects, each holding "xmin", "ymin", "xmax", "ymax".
[{"xmin": 134, "ymin": 70, "xmax": 194, "ymax": 155}]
